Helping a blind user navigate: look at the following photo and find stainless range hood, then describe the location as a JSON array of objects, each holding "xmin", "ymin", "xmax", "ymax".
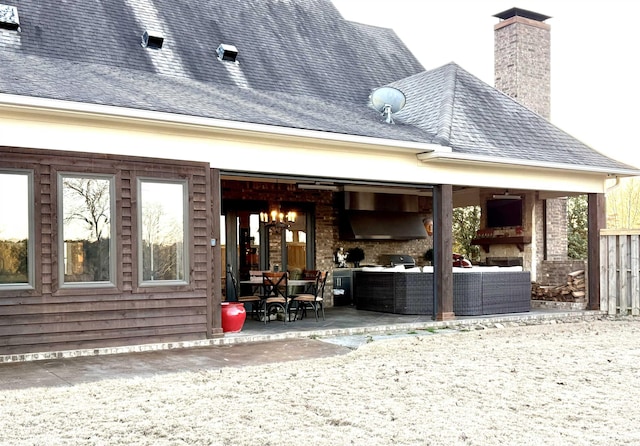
[{"xmin": 339, "ymin": 192, "xmax": 428, "ymax": 240}]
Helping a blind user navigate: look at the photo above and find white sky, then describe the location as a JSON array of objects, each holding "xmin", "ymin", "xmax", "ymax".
[
  {"xmin": 0, "ymin": 173, "xmax": 28, "ymax": 240},
  {"xmin": 332, "ymin": 0, "xmax": 640, "ymax": 169}
]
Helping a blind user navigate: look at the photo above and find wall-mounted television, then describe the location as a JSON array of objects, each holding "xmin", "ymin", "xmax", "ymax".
[{"xmin": 486, "ymin": 198, "xmax": 523, "ymax": 228}]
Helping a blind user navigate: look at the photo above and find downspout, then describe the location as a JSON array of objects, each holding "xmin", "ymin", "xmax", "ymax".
[{"xmin": 606, "ymin": 176, "xmax": 622, "ymax": 193}]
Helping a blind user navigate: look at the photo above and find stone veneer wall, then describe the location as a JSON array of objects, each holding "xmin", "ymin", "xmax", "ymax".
[
  {"xmin": 477, "ymin": 189, "xmax": 534, "ymax": 272},
  {"xmin": 336, "ymin": 239, "xmax": 432, "ymax": 267}
]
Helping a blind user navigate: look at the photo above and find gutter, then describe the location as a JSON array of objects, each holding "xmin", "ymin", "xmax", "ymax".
[
  {"xmin": 417, "ymin": 151, "xmax": 640, "ymax": 177},
  {"xmin": 0, "ymin": 93, "xmax": 444, "ymax": 155}
]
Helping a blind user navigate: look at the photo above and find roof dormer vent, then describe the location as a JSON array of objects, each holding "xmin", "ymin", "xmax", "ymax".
[
  {"xmin": 141, "ymin": 30, "xmax": 164, "ymax": 49},
  {"xmin": 0, "ymin": 4, "xmax": 20, "ymax": 31},
  {"xmin": 217, "ymin": 44, "xmax": 238, "ymax": 62}
]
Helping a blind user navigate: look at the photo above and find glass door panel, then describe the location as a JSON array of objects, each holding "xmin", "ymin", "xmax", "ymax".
[
  {"xmin": 238, "ymin": 212, "xmax": 261, "ymax": 280},
  {"xmin": 285, "ymin": 212, "xmax": 307, "ymax": 272}
]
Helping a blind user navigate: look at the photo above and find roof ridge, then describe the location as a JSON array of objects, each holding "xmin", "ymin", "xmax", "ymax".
[{"xmin": 432, "ymin": 62, "xmax": 458, "ymax": 146}]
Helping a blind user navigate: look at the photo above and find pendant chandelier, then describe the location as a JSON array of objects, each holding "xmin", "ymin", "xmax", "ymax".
[{"xmin": 260, "ymin": 208, "xmax": 296, "ymax": 229}]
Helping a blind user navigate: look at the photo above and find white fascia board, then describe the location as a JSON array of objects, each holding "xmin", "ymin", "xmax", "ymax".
[
  {"xmin": 0, "ymin": 93, "xmax": 445, "ymax": 155},
  {"xmin": 417, "ymin": 150, "xmax": 640, "ymax": 177}
]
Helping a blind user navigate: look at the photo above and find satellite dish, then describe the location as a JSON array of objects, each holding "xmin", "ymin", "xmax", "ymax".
[{"xmin": 370, "ymin": 86, "xmax": 406, "ymax": 124}]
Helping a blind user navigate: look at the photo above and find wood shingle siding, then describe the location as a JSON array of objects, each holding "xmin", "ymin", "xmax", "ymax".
[{"xmin": 0, "ymin": 147, "xmax": 219, "ymax": 355}]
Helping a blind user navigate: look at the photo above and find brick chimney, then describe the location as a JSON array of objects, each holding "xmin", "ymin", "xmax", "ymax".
[
  {"xmin": 494, "ymin": 8, "xmax": 551, "ymax": 119},
  {"xmin": 493, "ymin": 8, "xmax": 569, "ymax": 279}
]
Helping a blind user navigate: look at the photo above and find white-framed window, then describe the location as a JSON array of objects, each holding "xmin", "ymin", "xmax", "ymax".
[
  {"xmin": 59, "ymin": 173, "xmax": 115, "ymax": 287},
  {"xmin": 138, "ymin": 179, "xmax": 189, "ymax": 286},
  {"xmin": 0, "ymin": 170, "xmax": 34, "ymax": 290}
]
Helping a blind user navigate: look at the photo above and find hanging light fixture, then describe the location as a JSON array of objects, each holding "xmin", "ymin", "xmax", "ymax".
[
  {"xmin": 260, "ymin": 208, "xmax": 296, "ymax": 230},
  {"xmin": 261, "ymin": 181, "xmax": 296, "ymax": 230}
]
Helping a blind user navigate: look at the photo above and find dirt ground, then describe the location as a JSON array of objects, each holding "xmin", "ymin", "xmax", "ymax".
[{"xmin": 1, "ymin": 318, "xmax": 640, "ymax": 445}]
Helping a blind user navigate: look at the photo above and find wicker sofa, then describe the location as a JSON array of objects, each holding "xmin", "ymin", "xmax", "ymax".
[
  {"xmin": 353, "ymin": 267, "xmax": 530, "ymax": 316},
  {"xmin": 353, "ymin": 270, "xmax": 434, "ymax": 314}
]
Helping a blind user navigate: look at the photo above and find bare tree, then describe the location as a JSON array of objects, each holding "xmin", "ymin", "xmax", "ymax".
[
  {"xmin": 606, "ymin": 177, "xmax": 640, "ymax": 229},
  {"xmin": 62, "ymin": 177, "xmax": 111, "ymax": 281},
  {"xmin": 141, "ymin": 201, "xmax": 183, "ymax": 281},
  {"xmin": 63, "ymin": 177, "xmax": 110, "ymax": 242}
]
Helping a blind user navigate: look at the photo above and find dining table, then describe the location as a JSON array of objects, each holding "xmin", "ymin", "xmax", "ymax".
[
  {"xmin": 239, "ymin": 276, "xmax": 317, "ymax": 300},
  {"xmin": 239, "ymin": 278, "xmax": 317, "ymax": 291}
]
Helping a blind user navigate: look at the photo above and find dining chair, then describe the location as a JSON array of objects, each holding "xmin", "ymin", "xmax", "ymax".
[
  {"xmin": 262, "ymin": 271, "xmax": 290, "ymax": 324},
  {"xmin": 249, "ymin": 270, "xmax": 268, "ymax": 282},
  {"xmin": 226, "ymin": 265, "xmax": 262, "ymax": 320},
  {"xmin": 287, "ymin": 269, "xmax": 318, "ymax": 297},
  {"xmin": 300, "ymin": 269, "xmax": 320, "ymax": 292},
  {"xmin": 291, "ymin": 271, "xmax": 327, "ymax": 321}
]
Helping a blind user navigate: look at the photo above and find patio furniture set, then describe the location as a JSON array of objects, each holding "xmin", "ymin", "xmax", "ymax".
[
  {"xmin": 353, "ymin": 266, "xmax": 531, "ymax": 316},
  {"xmin": 227, "ymin": 267, "xmax": 328, "ymax": 323}
]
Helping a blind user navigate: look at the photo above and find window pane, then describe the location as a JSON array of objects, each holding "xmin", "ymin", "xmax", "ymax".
[
  {"xmin": 140, "ymin": 181, "xmax": 187, "ymax": 282},
  {"xmin": 249, "ymin": 214, "xmax": 260, "ymax": 246},
  {"xmin": 286, "ymin": 212, "xmax": 307, "ymax": 271},
  {"xmin": 62, "ymin": 176, "xmax": 112, "ymax": 283},
  {"xmin": 0, "ymin": 172, "xmax": 30, "ymax": 285},
  {"xmin": 248, "ymin": 213, "xmax": 261, "ymax": 270}
]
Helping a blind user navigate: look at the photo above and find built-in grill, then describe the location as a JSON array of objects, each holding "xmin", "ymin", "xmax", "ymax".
[{"xmin": 379, "ymin": 254, "xmax": 416, "ymax": 269}]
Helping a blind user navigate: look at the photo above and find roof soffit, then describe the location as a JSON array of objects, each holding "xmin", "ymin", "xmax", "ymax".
[
  {"xmin": 417, "ymin": 150, "xmax": 640, "ymax": 177},
  {"xmin": 0, "ymin": 93, "xmax": 443, "ymax": 155}
]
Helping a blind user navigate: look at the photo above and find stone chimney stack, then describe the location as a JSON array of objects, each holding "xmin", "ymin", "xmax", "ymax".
[
  {"xmin": 494, "ymin": 8, "xmax": 551, "ymax": 119},
  {"xmin": 494, "ymin": 8, "xmax": 568, "ymax": 274}
]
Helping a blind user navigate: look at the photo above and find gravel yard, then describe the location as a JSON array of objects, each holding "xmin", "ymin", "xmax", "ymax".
[{"xmin": 1, "ymin": 319, "xmax": 640, "ymax": 445}]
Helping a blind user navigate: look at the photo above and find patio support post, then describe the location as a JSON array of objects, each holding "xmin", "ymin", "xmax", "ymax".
[
  {"xmin": 211, "ymin": 168, "xmax": 223, "ymax": 336},
  {"xmin": 587, "ymin": 193, "xmax": 605, "ymax": 310},
  {"xmin": 433, "ymin": 184, "xmax": 454, "ymax": 320}
]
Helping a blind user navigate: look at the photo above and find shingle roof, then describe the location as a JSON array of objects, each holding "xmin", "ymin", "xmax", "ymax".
[
  {"xmin": 390, "ymin": 63, "xmax": 634, "ymax": 171},
  {"xmin": 0, "ymin": 0, "xmax": 635, "ymax": 173}
]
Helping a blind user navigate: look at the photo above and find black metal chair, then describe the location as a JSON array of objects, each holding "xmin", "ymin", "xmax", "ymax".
[
  {"xmin": 291, "ymin": 271, "xmax": 327, "ymax": 321},
  {"xmin": 262, "ymin": 271, "xmax": 290, "ymax": 324},
  {"xmin": 226, "ymin": 265, "xmax": 262, "ymax": 320}
]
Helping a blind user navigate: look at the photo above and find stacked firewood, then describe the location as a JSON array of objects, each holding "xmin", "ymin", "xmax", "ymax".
[{"xmin": 531, "ymin": 270, "xmax": 586, "ymax": 302}]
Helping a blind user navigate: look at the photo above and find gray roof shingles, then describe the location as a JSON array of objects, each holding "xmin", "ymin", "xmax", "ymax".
[
  {"xmin": 0, "ymin": 0, "xmax": 635, "ymax": 173},
  {"xmin": 391, "ymin": 63, "xmax": 635, "ymax": 171}
]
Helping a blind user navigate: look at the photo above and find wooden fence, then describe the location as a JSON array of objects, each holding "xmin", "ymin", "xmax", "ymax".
[{"xmin": 600, "ymin": 230, "xmax": 640, "ymax": 315}]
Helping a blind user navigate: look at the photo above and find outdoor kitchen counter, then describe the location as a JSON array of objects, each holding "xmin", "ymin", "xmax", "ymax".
[{"xmin": 353, "ymin": 268, "xmax": 531, "ymax": 316}]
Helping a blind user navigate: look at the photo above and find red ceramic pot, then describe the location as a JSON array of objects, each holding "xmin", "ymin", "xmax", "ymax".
[{"xmin": 221, "ymin": 302, "xmax": 247, "ymax": 333}]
